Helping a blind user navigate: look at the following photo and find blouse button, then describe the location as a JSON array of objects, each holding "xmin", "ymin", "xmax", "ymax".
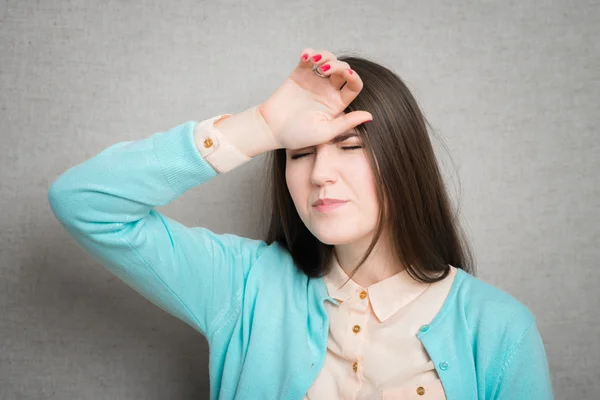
[
  {"xmin": 359, "ymin": 290, "xmax": 367, "ymax": 299},
  {"xmin": 352, "ymin": 361, "xmax": 358, "ymax": 372},
  {"xmin": 203, "ymin": 138, "xmax": 214, "ymax": 148},
  {"xmin": 439, "ymin": 361, "xmax": 449, "ymax": 371},
  {"xmin": 352, "ymin": 325, "xmax": 361, "ymax": 334},
  {"xmin": 416, "ymin": 386, "xmax": 425, "ymax": 395},
  {"xmin": 419, "ymin": 324, "xmax": 430, "ymax": 332}
]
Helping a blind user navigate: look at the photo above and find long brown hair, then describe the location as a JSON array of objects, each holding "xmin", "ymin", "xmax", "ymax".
[{"xmin": 260, "ymin": 54, "xmax": 475, "ymax": 284}]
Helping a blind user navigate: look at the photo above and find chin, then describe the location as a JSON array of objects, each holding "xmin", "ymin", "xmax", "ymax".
[{"xmin": 308, "ymin": 224, "xmax": 362, "ymax": 246}]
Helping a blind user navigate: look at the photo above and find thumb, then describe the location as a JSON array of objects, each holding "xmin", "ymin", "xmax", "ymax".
[{"xmin": 329, "ymin": 111, "xmax": 373, "ymax": 135}]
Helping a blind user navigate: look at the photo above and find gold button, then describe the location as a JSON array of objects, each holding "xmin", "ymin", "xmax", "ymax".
[
  {"xmin": 352, "ymin": 325, "xmax": 361, "ymax": 333},
  {"xmin": 203, "ymin": 138, "xmax": 213, "ymax": 148},
  {"xmin": 416, "ymin": 386, "xmax": 425, "ymax": 395},
  {"xmin": 352, "ymin": 361, "xmax": 358, "ymax": 372},
  {"xmin": 359, "ymin": 290, "xmax": 367, "ymax": 299}
]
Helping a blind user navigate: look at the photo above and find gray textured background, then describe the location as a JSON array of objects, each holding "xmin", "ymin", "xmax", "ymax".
[{"xmin": 1, "ymin": 0, "xmax": 599, "ymax": 399}]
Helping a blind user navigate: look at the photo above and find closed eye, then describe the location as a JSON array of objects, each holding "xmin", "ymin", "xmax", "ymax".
[{"xmin": 290, "ymin": 146, "xmax": 363, "ymax": 160}]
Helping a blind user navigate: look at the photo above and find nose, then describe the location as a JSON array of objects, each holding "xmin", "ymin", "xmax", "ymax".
[{"xmin": 310, "ymin": 148, "xmax": 338, "ymax": 186}]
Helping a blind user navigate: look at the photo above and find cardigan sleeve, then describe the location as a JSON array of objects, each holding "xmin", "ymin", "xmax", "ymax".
[
  {"xmin": 493, "ymin": 320, "xmax": 554, "ymax": 399},
  {"xmin": 48, "ymin": 118, "xmax": 265, "ymax": 338}
]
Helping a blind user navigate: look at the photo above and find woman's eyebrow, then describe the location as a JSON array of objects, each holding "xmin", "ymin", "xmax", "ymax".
[
  {"xmin": 287, "ymin": 133, "xmax": 361, "ymax": 154},
  {"xmin": 330, "ymin": 132, "xmax": 360, "ymax": 144}
]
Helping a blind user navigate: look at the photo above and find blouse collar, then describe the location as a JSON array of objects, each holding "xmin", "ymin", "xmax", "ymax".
[{"xmin": 324, "ymin": 253, "xmax": 431, "ymax": 322}]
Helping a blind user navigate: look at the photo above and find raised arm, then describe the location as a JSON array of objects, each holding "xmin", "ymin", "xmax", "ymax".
[
  {"xmin": 48, "ymin": 46, "xmax": 373, "ymax": 341},
  {"xmin": 48, "ymin": 111, "xmax": 276, "ymax": 339}
]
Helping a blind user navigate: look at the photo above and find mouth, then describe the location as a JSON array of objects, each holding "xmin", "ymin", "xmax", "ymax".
[{"xmin": 313, "ymin": 201, "xmax": 348, "ymax": 213}]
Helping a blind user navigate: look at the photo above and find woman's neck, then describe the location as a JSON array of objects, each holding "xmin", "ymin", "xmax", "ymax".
[{"xmin": 333, "ymin": 231, "xmax": 406, "ymax": 287}]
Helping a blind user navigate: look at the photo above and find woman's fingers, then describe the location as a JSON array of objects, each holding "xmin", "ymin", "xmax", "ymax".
[
  {"xmin": 329, "ymin": 110, "xmax": 373, "ymax": 137},
  {"xmin": 339, "ymin": 67, "xmax": 364, "ymax": 105},
  {"xmin": 299, "ymin": 47, "xmax": 316, "ymax": 65},
  {"xmin": 299, "ymin": 48, "xmax": 337, "ymax": 68},
  {"xmin": 298, "ymin": 48, "xmax": 333, "ymax": 69},
  {"xmin": 312, "ymin": 59, "xmax": 351, "ymax": 90},
  {"xmin": 298, "ymin": 47, "xmax": 365, "ymax": 108},
  {"xmin": 312, "ymin": 58, "xmax": 365, "ymax": 107}
]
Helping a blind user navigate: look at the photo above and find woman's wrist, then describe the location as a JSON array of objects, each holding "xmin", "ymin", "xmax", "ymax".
[{"xmin": 210, "ymin": 105, "xmax": 281, "ymax": 158}]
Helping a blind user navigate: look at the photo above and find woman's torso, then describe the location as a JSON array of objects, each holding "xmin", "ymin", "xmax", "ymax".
[{"xmin": 304, "ymin": 262, "xmax": 457, "ymax": 400}]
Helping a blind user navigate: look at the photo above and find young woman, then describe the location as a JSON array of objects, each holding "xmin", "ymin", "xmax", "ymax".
[{"xmin": 48, "ymin": 47, "xmax": 553, "ymax": 399}]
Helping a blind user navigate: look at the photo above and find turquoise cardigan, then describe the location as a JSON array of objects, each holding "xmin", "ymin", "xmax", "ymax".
[{"xmin": 48, "ymin": 121, "xmax": 554, "ymax": 399}]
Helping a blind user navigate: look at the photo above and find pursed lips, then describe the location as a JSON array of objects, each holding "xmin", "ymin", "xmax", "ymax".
[{"xmin": 312, "ymin": 198, "xmax": 347, "ymax": 207}]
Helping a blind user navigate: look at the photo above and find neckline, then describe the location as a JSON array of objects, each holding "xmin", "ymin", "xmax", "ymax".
[{"xmin": 315, "ymin": 266, "xmax": 467, "ymax": 329}]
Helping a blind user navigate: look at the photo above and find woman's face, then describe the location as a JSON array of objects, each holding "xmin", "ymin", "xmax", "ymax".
[{"xmin": 285, "ymin": 131, "xmax": 380, "ymax": 245}]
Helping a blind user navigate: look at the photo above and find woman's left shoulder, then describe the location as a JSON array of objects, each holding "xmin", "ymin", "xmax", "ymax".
[
  {"xmin": 450, "ymin": 267, "xmax": 536, "ymax": 331},
  {"xmin": 446, "ymin": 267, "xmax": 554, "ymax": 399}
]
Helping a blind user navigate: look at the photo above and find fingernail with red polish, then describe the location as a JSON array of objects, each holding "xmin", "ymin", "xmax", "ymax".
[
  {"xmin": 320, "ymin": 64, "xmax": 330, "ymax": 72},
  {"xmin": 302, "ymin": 53, "xmax": 308, "ymax": 60},
  {"xmin": 312, "ymin": 54, "xmax": 322, "ymax": 62}
]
